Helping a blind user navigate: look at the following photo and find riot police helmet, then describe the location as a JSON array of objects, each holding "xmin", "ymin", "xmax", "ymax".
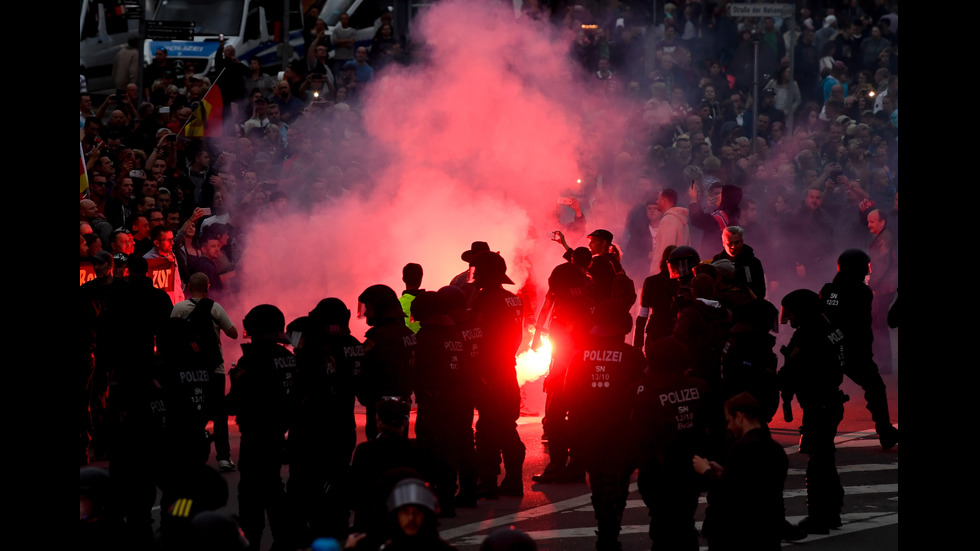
[
  {"xmin": 243, "ymin": 304, "xmax": 288, "ymax": 342},
  {"xmin": 779, "ymin": 289, "xmax": 822, "ymax": 327},
  {"xmin": 837, "ymin": 248, "xmax": 871, "ymax": 277}
]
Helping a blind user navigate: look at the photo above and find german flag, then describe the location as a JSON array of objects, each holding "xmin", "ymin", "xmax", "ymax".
[{"xmin": 183, "ymin": 77, "xmax": 223, "ymax": 138}]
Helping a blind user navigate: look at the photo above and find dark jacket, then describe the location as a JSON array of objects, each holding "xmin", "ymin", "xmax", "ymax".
[
  {"xmin": 362, "ymin": 319, "xmax": 417, "ymax": 402},
  {"xmin": 229, "ymin": 341, "xmax": 297, "ymax": 436},
  {"xmin": 779, "ymin": 316, "xmax": 845, "ymax": 408},
  {"xmin": 713, "ymin": 243, "xmax": 766, "ymax": 300},
  {"xmin": 702, "ymin": 427, "xmax": 788, "ymax": 550}
]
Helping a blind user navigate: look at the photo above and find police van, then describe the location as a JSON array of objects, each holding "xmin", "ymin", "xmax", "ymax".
[
  {"xmin": 143, "ymin": 0, "xmax": 306, "ymax": 80},
  {"xmin": 79, "ymin": 0, "xmax": 142, "ymax": 95}
]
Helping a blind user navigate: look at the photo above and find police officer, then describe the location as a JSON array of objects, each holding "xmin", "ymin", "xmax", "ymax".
[
  {"xmin": 286, "ymin": 297, "xmax": 365, "ymax": 543},
  {"xmin": 819, "ymin": 249, "xmax": 900, "ymax": 450},
  {"xmin": 228, "ymin": 304, "xmax": 299, "ymax": 550},
  {"xmin": 411, "ymin": 290, "xmax": 471, "ymax": 517},
  {"xmin": 438, "ymin": 284, "xmax": 481, "ymax": 508},
  {"xmin": 720, "ymin": 298, "xmax": 781, "ymax": 423},
  {"xmin": 778, "ymin": 289, "xmax": 846, "ymax": 535},
  {"xmin": 468, "ymin": 251, "xmax": 527, "ymax": 498},
  {"xmin": 565, "ymin": 302, "xmax": 646, "ymax": 551},
  {"xmin": 357, "ymin": 284, "xmax": 417, "ymax": 441},
  {"xmin": 632, "ymin": 336, "xmax": 709, "ymax": 551}
]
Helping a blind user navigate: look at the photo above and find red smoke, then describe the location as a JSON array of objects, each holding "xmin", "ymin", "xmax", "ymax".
[{"xmin": 232, "ymin": 0, "xmax": 640, "ymax": 349}]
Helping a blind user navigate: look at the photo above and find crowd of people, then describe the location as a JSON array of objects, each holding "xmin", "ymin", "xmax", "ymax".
[{"xmin": 80, "ymin": 1, "xmax": 899, "ymax": 550}]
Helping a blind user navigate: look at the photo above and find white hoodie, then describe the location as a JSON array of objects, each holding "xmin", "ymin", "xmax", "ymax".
[{"xmin": 650, "ymin": 206, "xmax": 692, "ymax": 275}]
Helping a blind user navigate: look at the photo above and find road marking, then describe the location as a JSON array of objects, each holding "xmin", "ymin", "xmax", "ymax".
[
  {"xmin": 450, "ymin": 512, "xmax": 898, "ymax": 546},
  {"xmin": 445, "ymin": 428, "xmax": 896, "ymax": 540},
  {"xmin": 782, "ymin": 427, "xmax": 897, "ymax": 455},
  {"xmin": 440, "ymin": 482, "xmax": 640, "ymax": 540},
  {"xmin": 788, "ymin": 462, "xmax": 898, "ymax": 475},
  {"xmin": 562, "ymin": 483, "xmax": 898, "ymax": 512}
]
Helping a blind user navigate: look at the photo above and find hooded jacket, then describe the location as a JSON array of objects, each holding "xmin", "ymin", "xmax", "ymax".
[{"xmin": 651, "ymin": 206, "xmax": 691, "ymax": 274}]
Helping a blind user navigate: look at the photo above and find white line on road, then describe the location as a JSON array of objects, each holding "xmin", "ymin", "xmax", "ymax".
[
  {"xmin": 450, "ymin": 512, "xmax": 899, "ymax": 546},
  {"xmin": 562, "ymin": 483, "xmax": 898, "ymax": 512},
  {"xmin": 439, "ymin": 482, "xmax": 640, "ymax": 540},
  {"xmin": 444, "ymin": 428, "xmax": 896, "ymax": 540},
  {"xmin": 788, "ymin": 462, "xmax": 898, "ymax": 475}
]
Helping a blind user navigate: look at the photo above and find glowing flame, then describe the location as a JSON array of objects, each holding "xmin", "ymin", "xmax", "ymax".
[{"xmin": 516, "ymin": 334, "xmax": 552, "ymax": 386}]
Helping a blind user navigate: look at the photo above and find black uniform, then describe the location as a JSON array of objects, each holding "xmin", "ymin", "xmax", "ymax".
[
  {"xmin": 155, "ymin": 317, "xmax": 215, "ymax": 533},
  {"xmin": 820, "ymin": 274, "xmax": 897, "ymax": 440},
  {"xmin": 228, "ymin": 340, "xmax": 299, "ymax": 550},
  {"xmin": 470, "ymin": 285, "xmax": 526, "ymax": 495},
  {"xmin": 413, "ymin": 302, "xmax": 473, "ymax": 516},
  {"xmin": 360, "ymin": 317, "xmax": 417, "ymax": 441},
  {"xmin": 720, "ymin": 315, "xmax": 780, "ymax": 423},
  {"xmin": 779, "ymin": 310, "xmax": 846, "ymax": 530},
  {"xmin": 288, "ymin": 316, "xmax": 364, "ymax": 542},
  {"xmin": 633, "ymin": 337, "xmax": 710, "ymax": 551},
  {"xmin": 674, "ymin": 298, "xmax": 732, "ymax": 456},
  {"xmin": 565, "ymin": 333, "xmax": 645, "ymax": 549}
]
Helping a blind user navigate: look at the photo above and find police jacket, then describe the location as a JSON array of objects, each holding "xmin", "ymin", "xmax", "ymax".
[
  {"xmin": 469, "ymin": 286, "xmax": 523, "ymax": 386},
  {"xmin": 632, "ymin": 368, "xmax": 711, "ymax": 470},
  {"xmin": 413, "ymin": 321, "xmax": 470, "ymax": 410},
  {"xmin": 673, "ymin": 299, "xmax": 732, "ymax": 387},
  {"xmin": 229, "ymin": 341, "xmax": 297, "ymax": 436},
  {"xmin": 819, "ymin": 274, "xmax": 874, "ymax": 360},
  {"xmin": 565, "ymin": 335, "xmax": 645, "ymax": 441},
  {"xmin": 362, "ymin": 318, "xmax": 417, "ymax": 401},
  {"xmin": 292, "ymin": 327, "xmax": 364, "ymax": 447},
  {"xmin": 779, "ymin": 316, "xmax": 845, "ymax": 408},
  {"xmin": 721, "ymin": 323, "xmax": 779, "ymax": 422}
]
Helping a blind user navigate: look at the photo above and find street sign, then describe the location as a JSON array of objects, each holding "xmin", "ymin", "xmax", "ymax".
[
  {"xmin": 727, "ymin": 3, "xmax": 794, "ymax": 18},
  {"xmin": 145, "ymin": 20, "xmax": 196, "ymax": 41},
  {"xmin": 122, "ymin": 0, "xmax": 143, "ymax": 20}
]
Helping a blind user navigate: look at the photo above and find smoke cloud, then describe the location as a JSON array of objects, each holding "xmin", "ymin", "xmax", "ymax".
[{"xmin": 231, "ymin": 0, "xmax": 643, "ymax": 343}]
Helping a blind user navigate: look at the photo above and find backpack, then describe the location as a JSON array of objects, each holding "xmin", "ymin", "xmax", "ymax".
[{"xmin": 187, "ymin": 298, "xmax": 222, "ymax": 367}]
